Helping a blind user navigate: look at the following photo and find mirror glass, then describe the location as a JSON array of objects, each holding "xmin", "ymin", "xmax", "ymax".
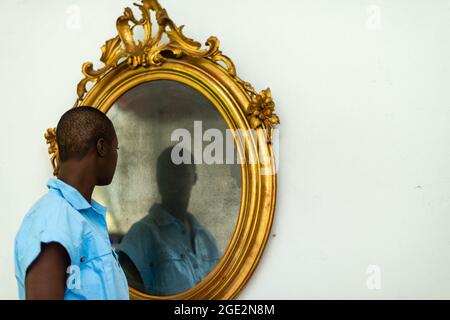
[{"xmin": 93, "ymin": 80, "xmax": 242, "ymax": 296}]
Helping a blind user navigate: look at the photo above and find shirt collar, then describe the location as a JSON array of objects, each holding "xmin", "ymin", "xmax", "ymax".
[
  {"xmin": 150, "ymin": 203, "xmax": 202, "ymax": 232},
  {"xmin": 47, "ymin": 178, "xmax": 107, "ymax": 216}
]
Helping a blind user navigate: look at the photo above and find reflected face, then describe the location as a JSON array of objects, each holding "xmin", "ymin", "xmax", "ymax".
[
  {"xmin": 157, "ymin": 146, "xmax": 197, "ymax": 213},
  {"xmin": 93, "ymin": 80, "xmax": 242, "ymax": 296}
]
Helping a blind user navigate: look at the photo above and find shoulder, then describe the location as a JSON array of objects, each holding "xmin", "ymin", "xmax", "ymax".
[
  {"xmin": 190, "ymin": 213, "xmax": 215, "ymax": 240},
  {"xmin": 120, "ymin": 214, "xmax": 159, "ymax": 246},
  {"xmin": 17, "ymin": 190, "xmax": 88, "ymax": 243},
  {"xmin": 15, "ymin": 190, "xmax": 88, "ymax": 280},
  {"xmin": 118, "ymin": 213, "xmax": 163, "ymax": 264}
]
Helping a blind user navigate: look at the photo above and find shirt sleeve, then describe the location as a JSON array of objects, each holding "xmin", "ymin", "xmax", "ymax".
[{"xmin": 15, "ymin": 203, "xmax": 83, "ymax": 284}]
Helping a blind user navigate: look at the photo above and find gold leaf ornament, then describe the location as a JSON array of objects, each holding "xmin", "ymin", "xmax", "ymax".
[
  {"xmin": 44, "ymin": 128, "xmax": 60, "ymax": 176},
  {"xmin": 100, "ymin": 36, "xmax": 124, "ymax": 66},
  {"xmin": 246, "ymin": 88, "xmax": 280, "ymax": 142}
]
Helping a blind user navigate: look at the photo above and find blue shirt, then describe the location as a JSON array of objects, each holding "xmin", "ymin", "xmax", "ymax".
[
  {"xmin": 14, "ymin": 178, "xmax": 129, "ymax": 300},
  {"xmin": 118, "ymin": 203, "xmax": 220, "ymax": 296}
]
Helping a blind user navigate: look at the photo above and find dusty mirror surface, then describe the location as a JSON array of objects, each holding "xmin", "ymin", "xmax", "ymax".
[{"xmin": 93, "ymin": 80, "xmax": 242, "ymax": 296}]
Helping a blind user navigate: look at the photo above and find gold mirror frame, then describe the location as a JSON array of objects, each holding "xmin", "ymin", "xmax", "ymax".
[{"xmin": 45, "ymin": 0, "xmax": 279, "ymax": 300}]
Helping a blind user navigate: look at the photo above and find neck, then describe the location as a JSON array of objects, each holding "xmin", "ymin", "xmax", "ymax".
[
  {"xmin": 161, "ymin": 200, "xmax": 189, "ymax": 223},
  {"xmin": 57, "ymin": 160, "xmax": 97, "ymax": 203}
]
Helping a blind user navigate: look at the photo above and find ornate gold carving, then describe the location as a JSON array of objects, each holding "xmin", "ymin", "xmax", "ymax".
[
  {"xmin": 44, "ymin": 128, "xmax": 59, "ymax": 176},
  {"xmin": 75, "ymin": 0, "xmax": 223, "ymax": 105},
  {"xmin": 73, "ymin": 0, "xmax": 279, "ymax": 141},
  {"xmin": 245, "ymin": 88, "xmax": 280, "ymax": 143}
]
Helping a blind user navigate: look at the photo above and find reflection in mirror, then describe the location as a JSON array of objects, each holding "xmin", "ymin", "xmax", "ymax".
[{"xmin": 94, "ymin": 80, "xmax": 242, "ymax": 296}]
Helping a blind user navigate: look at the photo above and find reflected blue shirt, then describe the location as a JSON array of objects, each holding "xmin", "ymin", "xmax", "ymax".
[
  {"xmin": 14, "ymin": 179, "xmax": 129, "ymax": 300},
  {"xmin": 118, "ymin": 203, "xmax": 220, "ymax": 296}
]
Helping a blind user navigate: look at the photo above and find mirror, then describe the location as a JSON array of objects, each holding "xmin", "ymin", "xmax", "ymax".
[{"xmin": 93, "ymin": 80, "xmax": 241, "ymax": 296}]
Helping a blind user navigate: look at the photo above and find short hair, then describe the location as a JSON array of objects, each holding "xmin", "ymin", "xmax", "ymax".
[{"xmin": 56, "ymin": 106, "xmax": 116, "ymax": 162}]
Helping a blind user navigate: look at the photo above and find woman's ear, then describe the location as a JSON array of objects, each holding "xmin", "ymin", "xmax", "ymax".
[{"xmin": 96, "ymin": 138, "xmax": 107, "ymax": 157}]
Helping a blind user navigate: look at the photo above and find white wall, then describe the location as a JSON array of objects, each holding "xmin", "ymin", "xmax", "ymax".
[{"xmin": 1, "ymin": 0, "xmax": 450, "ymax": 299}]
